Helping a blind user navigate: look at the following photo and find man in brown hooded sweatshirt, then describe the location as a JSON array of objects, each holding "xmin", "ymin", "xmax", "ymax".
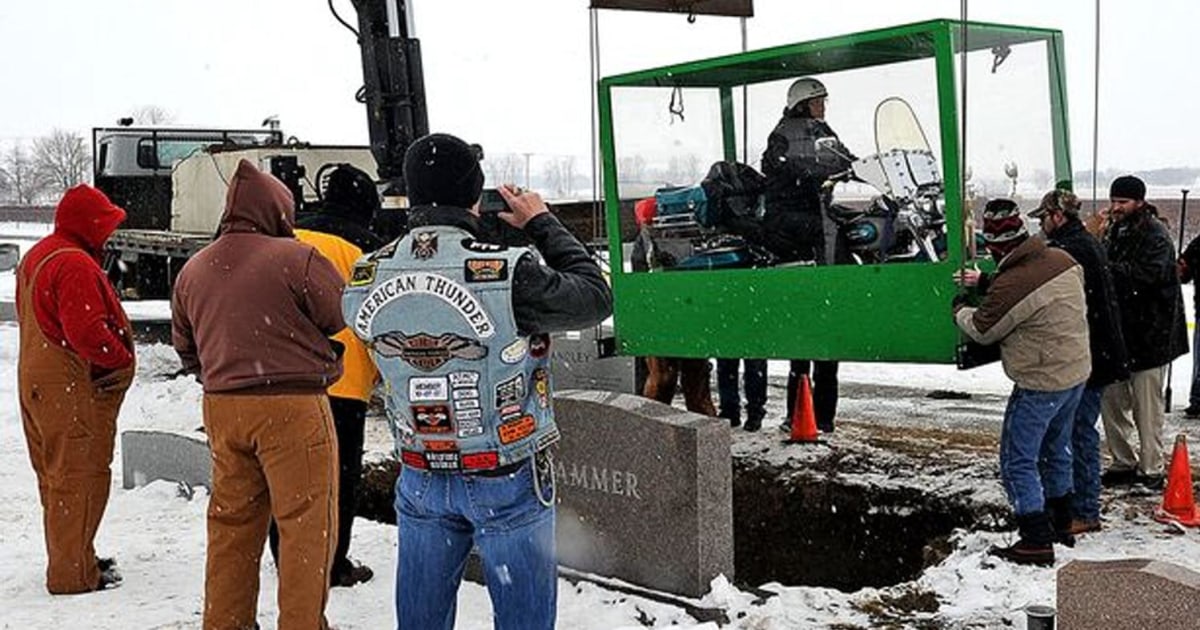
[
  {"xmin": 18, "ymin": 184, "xmax": 134, "ymax": 594},
  {"xmin": 172, "ymin": 159, "xmax": 346, "ymax": 630}
]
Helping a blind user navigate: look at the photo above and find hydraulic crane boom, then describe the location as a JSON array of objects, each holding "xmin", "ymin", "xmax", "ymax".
[{"xmin": 351, "ymin": 0, "xmax": 429, "ymax": 197}]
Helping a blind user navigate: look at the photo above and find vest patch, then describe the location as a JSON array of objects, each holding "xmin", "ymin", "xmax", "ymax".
[
  {"xmin": 412, "ymin": 404, "xmax": 452, "ymax": 434},
  {"xmin": 368, "ymin": 239, "xmax": 400, "ymax": 261},
  {"xmin": 495, "ymin": 374, "xmax": 526, "ymax": 408},
  {"xmin": 532, "ymin": 368, "xmax": 550, "ymax": 408},
  {"xmin": 354, "ymin": 272, "xmax": 495, "ymax": 339},
  {"xmin": 498, "ymin": 415, "xmax": 536, "ymax": 445},
  {"xmin": 349, "ymin": 262, "xmax": 377, "ymax": 287},
  {"xmin": 535, "ymin": 428, "xmax": 560, "ymax": 451},
  {"xmin": 500, "ymin": 338, "xmax": 528, "ymax": 364},
  {"xmin": 426, "ymin": 450, "xmax": 460, "ymax": 471},
  {"xmin": 462, "ymin": 238, "xmax": 506, "ymax": 253},
  {"xmin": 449, "ymin": 371, "xmax": 480, "ymax": 388},
  {"xmin": 401, "ymin": 450, "xmax": 427, "ymax": 469},
  {"xmin": 376, "ymin": 331, "xmax": 487, "ymax": 372},
  {"xmin": 408, "ymin": 376, "xmax": 448, "ymax": 402},
  {"xmin": 412, "ymin": 231, "xmax": 438, "ymax": 259},
  {"xmin": 464, "ymin": 258, "xmax": 508, "ymax": 282},
  {"xmin": 462, "ymin": 451, "xmax": 499, "ymax": 470}
]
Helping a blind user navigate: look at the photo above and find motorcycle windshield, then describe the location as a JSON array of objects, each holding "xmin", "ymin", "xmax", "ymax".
[{"xmin": 874, "ymin": 97, "xmax": 931, "ymax": 154}]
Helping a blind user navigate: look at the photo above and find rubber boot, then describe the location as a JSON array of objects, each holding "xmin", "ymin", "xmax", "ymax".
[
  {"xmin": 988, "ymin": 511, "xmax": 1055, "ymax": 567},
  {"xmin": 1045, "ymin": 494, "xmax": 1076, "ymax": 548}
]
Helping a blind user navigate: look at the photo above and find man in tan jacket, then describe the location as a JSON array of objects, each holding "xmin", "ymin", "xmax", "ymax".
[
  {"xmin": 954, "ymin": 199, "xmax": 1090, "ymax": 567},
  {"xmin": 172, "ymin": 160, "xmax": 346, "ymax": 630}
]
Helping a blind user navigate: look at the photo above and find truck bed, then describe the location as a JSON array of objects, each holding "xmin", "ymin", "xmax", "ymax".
[{"xmin": 107, "ymin": 229, "xmax": 213, "ymax": 258}]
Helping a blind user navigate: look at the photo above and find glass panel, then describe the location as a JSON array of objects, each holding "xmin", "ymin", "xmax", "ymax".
[{"xmin": 955, "ymin": 37, "xmax": 1056, "ymax": 261}]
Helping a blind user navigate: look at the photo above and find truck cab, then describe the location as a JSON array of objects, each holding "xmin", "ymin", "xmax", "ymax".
[
  {"xmin": 94, "ymin": 125, "xmax": 378, "ymax": 299},
  {"xmin": 93, "ymin": 126, "xmax": 283, "ymax": 230}
]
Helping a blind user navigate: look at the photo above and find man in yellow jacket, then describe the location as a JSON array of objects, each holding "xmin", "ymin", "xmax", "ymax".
[{"xmin": 264, "ymin": 214, "xmax": 381, "ymax": 587}]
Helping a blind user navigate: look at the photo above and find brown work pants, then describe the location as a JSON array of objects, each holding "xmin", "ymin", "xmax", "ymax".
[
  {"xmin": 643, "ymin": 357, "xmax": 717, "ymax": 416},
  {"xmin": 17, "ymin": 248, "xmax": 134, "ymax": 594},
  {"xmin": 202, "ymin": 393, "xmax": 338, "ymax": 630}
]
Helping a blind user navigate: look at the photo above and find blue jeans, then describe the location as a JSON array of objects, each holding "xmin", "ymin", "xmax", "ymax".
[
  {"xmin": 716, "ymin": 358, "xmax": 767, "ymax": 423},
  {"xmin": 1070, "ymin": 385, "xmax": 1104, "ymax": 522},
  {"xmin": 395, "ymin": 460, "xmax": 557, "ymax": 630},
  {"xmin": 1000, "ymin": 384, "xmax": 1082, "ymax": 515}
]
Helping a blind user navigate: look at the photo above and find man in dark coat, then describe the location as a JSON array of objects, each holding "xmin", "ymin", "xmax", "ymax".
[
  {"xmin": 297, "ymin": 163, "xmax": 384, "ymax": 253},
  {"xmin": 1177, "ymin": 232, "xmax": 1200, "ymax": 417},
  {"xmin": 1029, "ymin": 189, "xmax": 1129, "ymax": 536},
  {"xmin": 1100, "ymin": 175, "xmax": 1188, "ymax": 489}
]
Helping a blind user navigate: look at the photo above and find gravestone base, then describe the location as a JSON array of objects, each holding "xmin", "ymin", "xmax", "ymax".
[
  {"xmin": 1058, "ymin": 558, "xmax": 1200, "ymax": 629},
  {"xmin": 121, "ymin": 429, "xmax": 212, "ymax": 491}
]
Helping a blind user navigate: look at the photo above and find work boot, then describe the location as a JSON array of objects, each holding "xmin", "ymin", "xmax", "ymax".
[
  {"xmin": 96, "ymin": 557, "xmax": 117, "ymax": 572},
  {"xmin": 331, "ymin": 560, "xmax": 374, "ymax": 588},
  {"xmin": 721, "ymin": 411, "xmax": 741, "ymax": 428},
  {"xmin": 743, "ymin": 414, "xmax": 763, "ymax": 432},
  {"xmin": 1100, "ymin": 468, "xmax": 1137, "ymax": 487},
  {"xmin": 1136, "ymin": 473, "xmax": 1165, "ymax": 491},
  {"xmin": 1066, "ymin": 518, "xmax": 1101, "ymax": 535},
  {"xmin": 1045, "ymin": 494, "xmax": 1076, "ymax": 548},
  {"xmin": 1183, "ymin": 404, "xmax": 1200, "ymax": 419},
  {"xmin": 96, "ymin": 564, "xmax": 123, "ymax": 591},
  {"xmin": 988, "ymin": 512, "xmax": 1055, "ymax": 567}
]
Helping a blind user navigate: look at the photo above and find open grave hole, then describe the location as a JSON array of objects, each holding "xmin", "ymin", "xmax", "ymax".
[{"xmin": 358, "ymin": 427, "xmax": 1009, "ymax": 593}]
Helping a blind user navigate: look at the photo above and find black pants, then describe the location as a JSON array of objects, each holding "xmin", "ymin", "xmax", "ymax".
[
  {"xmin": 716, "ymin": 358, "xmax": 767, "ymax": 423},
  {"xmin": 786, "ymin": 360, "xmax": 839, "ymax": 432},
  {"xmin": 269, "ymin": 396, "xmax": 367, "ymax": 574}
]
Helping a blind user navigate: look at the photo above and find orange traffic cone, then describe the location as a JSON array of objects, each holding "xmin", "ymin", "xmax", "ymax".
[
  {"xmin": 1153, "ymin": 434, "xmax": 1200, "ymax": 527},
  {"xmin": 784, "ymin": 374, "xmax": 821, "ymax": 444}
]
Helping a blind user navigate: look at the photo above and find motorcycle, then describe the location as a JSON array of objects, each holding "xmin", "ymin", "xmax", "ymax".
[{"xmin": 827, "ymin": 97, "xmax": 947, "ymax": 264}]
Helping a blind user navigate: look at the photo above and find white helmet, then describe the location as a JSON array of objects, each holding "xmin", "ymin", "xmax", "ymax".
[{"xmin": 786, "ymin": 78, "xmax": 828, "ymax": 111}]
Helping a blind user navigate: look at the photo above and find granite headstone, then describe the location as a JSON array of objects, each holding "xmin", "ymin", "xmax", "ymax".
[
  {"xmin": 551, "ymin": 327, "xmax": 636, "ymax": 394},
  {"xmin": 1058, "ymin": 558, "xmax": 1200, "ymax": 629},
  {"xmin": 121, "ymin": 429, "xmax": 212, "ymax": 491},
  {"xmin": 552, "ymin": 389, "xmax": 732, "ymax": 597}
]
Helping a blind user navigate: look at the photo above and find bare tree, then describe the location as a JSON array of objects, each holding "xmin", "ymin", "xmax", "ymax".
[
  {"xmin": 618, "ymin": 155, "xmax": 647, "ymax": 184},
  {"xmin": 0, "ymin": 142, "xmax": 46, "ymax": 205},
  {"xmin": 542, "ymin": 155, "xmax": 578, "ymax": 198},
  {"xmin": 131, "ymin": 105, "xmax": 175, "ymax": 125},
  {"xmin": 33, "ymin": 129, "xmax": 91, "ymax": 196},
  {"xmin": 664, "ymin": 153, "xmax": 704, "ymax": 185},
  {"xmin": 483, "ymin": 153, "xmax": 525, "ymax": 187}
]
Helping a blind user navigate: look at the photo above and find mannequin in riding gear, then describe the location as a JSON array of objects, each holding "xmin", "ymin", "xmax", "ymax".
[{"xmin": 763, "ymin": 77, "xmax": 855, "ymax": 433}]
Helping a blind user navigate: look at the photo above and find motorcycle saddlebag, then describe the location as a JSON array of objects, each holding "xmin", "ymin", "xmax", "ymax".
[{"xmin": 654, "ymin": 185, "xmax": 709, "ymax": 225}]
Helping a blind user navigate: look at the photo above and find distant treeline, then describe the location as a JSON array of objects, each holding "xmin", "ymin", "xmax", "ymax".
[{"xmin": 1075, "ymin": 167, "xmax": 1200, "ymax": 187}]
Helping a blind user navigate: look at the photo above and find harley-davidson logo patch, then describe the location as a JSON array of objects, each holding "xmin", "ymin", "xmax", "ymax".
[{"xmin": 375, "ymin": 331, "xmax": 487, "ymax": 372}]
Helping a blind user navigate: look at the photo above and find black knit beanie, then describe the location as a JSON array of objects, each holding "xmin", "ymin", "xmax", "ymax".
[
  {"xmin": 403, "ymin": 133, "xmax": 485, "ymax": 209},
  {"xmin": 1109, "ymin": 175, "xmax": 1146, "ymax": 201},
  {"xmin": 323, "ymin": 163, "xmax": 380, "ymax": 223}
]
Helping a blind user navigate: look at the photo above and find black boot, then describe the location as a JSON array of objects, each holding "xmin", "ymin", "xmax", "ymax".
[
  {"xmin": 988, "ymin": 511, "xmax": 1055, "ymax": 567},
  {"xmin": 1045, "ymin": 494, "xmax": 1076, "ymax": 548}
]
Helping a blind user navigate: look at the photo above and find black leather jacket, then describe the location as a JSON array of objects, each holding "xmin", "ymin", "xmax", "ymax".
[{"xmin": 407, "ymin": 206, "xmax": 613, "ymax": 336}]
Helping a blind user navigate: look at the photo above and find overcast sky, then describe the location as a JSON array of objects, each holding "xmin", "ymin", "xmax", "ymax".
[{"xmin": 0, "ymin": 0, "xmax": 1195, "ymax": 174}]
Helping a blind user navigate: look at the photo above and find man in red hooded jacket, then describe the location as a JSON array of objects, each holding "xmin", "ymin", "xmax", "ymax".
[{"xmin": 17, "ymin": 184, "xmax": 135, "ymax": 594}]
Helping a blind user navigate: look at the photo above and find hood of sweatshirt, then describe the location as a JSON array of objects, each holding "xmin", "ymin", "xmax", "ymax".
[{"xmin": 218, "ymin": 159, "xmax": 295, "ymax": 237}]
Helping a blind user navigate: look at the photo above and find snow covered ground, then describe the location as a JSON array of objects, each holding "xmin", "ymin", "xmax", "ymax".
[{"xmin": 5, "ymin": 221, "xmax": 1200, "ymax": 628}]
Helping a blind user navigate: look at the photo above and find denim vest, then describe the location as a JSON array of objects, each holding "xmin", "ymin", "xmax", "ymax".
[{"xmin": 342, "ymin": 225, "xmax": 558, "ymax": 472}]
